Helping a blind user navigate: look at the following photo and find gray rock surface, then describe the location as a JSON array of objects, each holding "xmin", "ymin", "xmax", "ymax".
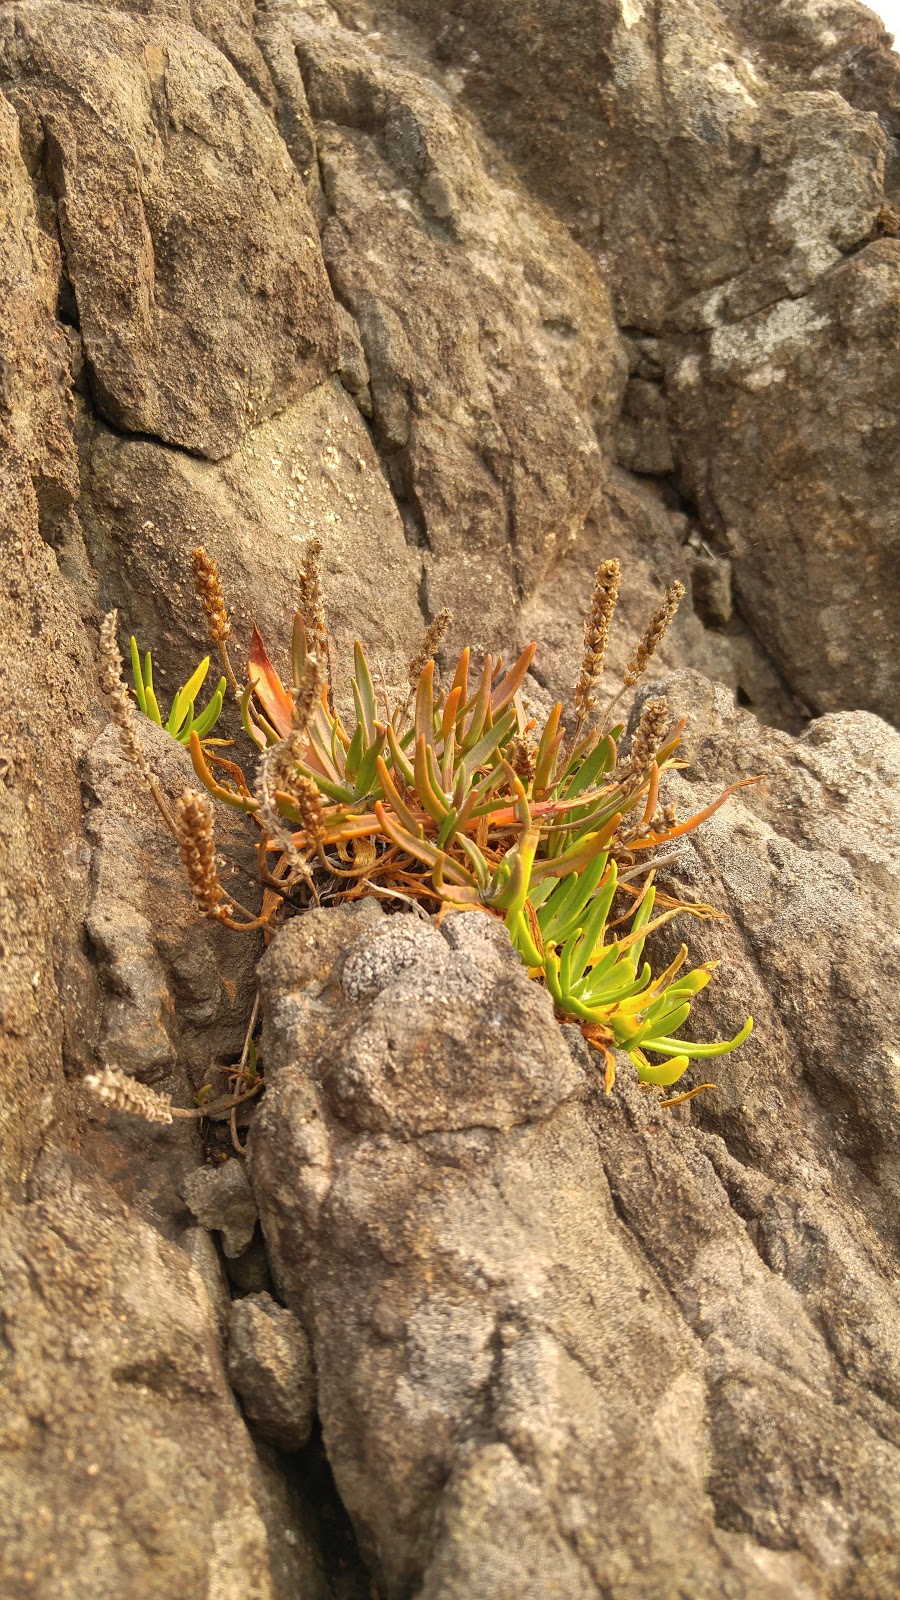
[
  {"xmin": 227, "ymin": 1291, "xmax": 316, "ymax": 1451},
  {"xmin": 178, "ymin": 1224, "xmax": 232, "ymax": 1340},
  {"xmin": 0, "ymin": 0, "xmax": 898, "ymax": 1594},
  {"xmin": 82, "ymin": 717, "xmax": 259, "ymax": 1084},
  {"xmin": 79, "ymin": 716, "xmax": 259, "ymax": 1235},
  {"xmin": 0, "ymin": 79, "xmax": 89, "ymax": 1200},
  {"xmin": 640, "ymin": 670, "xmax": 900, "ymax": 1234},
  {"xmin": 75, "ymin": 379, "xmax": 424, "ymax": 708},
  {"xmin": 364, "ymin": 0, "xmax": 900, "ymax": 719},
  {"xmin": 0, "ymin": 1150, "xmax": 325, "ymax": 1600},
  {"xmin": 285, "ymin": 5, "xmax": 626, "ymax": 645},
  {"xmin": 250, "ymin": 859, "xmax": 900, "ymax": 1598},
  {"xmin": 670, "ymin": 241, "xmax": 900, "ymax": 717},
  {"xmin": 0, "ymin": 1, "xmax": 339, "ymax": 458},
  {"xmin": 184, "ymin": 1158, "xmax": 259, "ymax": 1258}
]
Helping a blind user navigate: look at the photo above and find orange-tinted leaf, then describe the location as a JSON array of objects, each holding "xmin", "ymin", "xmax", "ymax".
[
  {"xmin": 248, "ymin": 625, "xmax": 293, "ymax": 738},
  {"xmin": 491, "ymin": 642, "xmax": 536, "ymax": 714},
  {"xmin": 629, "ymin": 775, "xmax": 764, "ymax": 850}
]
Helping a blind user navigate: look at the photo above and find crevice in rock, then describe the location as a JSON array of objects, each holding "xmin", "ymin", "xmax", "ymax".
[
  {"xmin": 288, "ymin": 1421, "xmax": 381, "ymax": 1600},
  {"xmin": 632, "ymin": 440, "xmax": 811, "ymax": 731}
]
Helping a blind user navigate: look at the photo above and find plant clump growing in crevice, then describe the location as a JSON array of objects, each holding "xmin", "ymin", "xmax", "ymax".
[{"xmin": 93, "ymin": 535, "xmax": 757, "ymax": 1109}]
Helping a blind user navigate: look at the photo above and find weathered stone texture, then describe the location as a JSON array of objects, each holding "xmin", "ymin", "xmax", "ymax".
[{"xmin": 0, "ymin": 0, "xmax": 897, "ymax": 1594}]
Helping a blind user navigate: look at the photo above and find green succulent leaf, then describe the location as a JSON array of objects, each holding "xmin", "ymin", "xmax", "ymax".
[
  {"xmin": 167, "ymin": 656, "xmax": 211, "ymax": 736},
  {"xmin": 130, "ymin": 637, "xmax": 148, "ymax": 714},
  {"xmin": 640, "ymin": 1017, "xmax": 754, "ymax": 1059},
  {"xmin": 631, "ymin": 1052, "xmax": 691, "ymax": 1087},
  {"xmin": 189, "ymin": 678, "xmax": 228, "ymax": 741}
]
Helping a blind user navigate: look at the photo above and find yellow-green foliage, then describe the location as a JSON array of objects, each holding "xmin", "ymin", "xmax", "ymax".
[{"xmin": 130, "ymin": 637, "xmax": 226, "ymax": 746}]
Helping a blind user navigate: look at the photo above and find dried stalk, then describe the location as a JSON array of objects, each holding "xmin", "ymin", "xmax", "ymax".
[
  {"xmin": 297, "ymin": 536, "xmax": 331, "ymax": 696},
  {"xmin": 507, "ymin": 733, "xmax": 539, "ymax": 781},
  {"xmin": 623, "ymin": 697, "xmax": 671, "ymax": 782},
  {"xmin": 407, "ymin": 606, "xmax": 453, "ymax": 689},
  {"xmin": 603, "ymin": 580, "xmax": 684, "ymax": 729},
  {"xmin": 191, "ymin": 546, "xmax": 239, "ymax": 695},
  {"xmin": 97, "ymin": 612, "xmax": 178, "ymax": 836},
  {"xmin": 84, "ymin": 1067, "xmax": 174, "ymax": 1124},
  {"xmin": 85, "ymin": 1066, "xmax": 263, "ymax": 1124},
  {"xmin": 176, "ymin": 789, "xmax": 263, "ymax": 926},
  {"xmin": 253, "ymin": 652, "xmax": 324, "ymax": 899},
  {"xmin": 624, "ymin": 581, "xmax": 684, "ymax": 687},
  {"xmin": 572, "ymin": 557, "xmax": 620, "ymax": 739}
]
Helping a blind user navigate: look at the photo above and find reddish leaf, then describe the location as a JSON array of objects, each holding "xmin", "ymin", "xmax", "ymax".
[{"xmin": 248, "ymin": 625, "xmax": 293, "ymax": 738}]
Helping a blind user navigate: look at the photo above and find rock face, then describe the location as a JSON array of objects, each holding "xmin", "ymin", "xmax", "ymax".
[
  {"xmin": 281, "ymin": 4, "xmax": 626, "ymax": 643},
  {"xmin": 364, "ymin": 0, "xmax": 900, "ymax": 718},
  {"xmin": 227, "ymin": 1292, "xmax": 316, "ymax": 1451},
  {"xmin": 0, "ymin": 0, "xmax": 898, "ymax": 1595},
  {"xmin": 643, "ymin": 669, "xmax": 900, "ymax": 1233},
  {"xmin": 670, "ymin": 241, "xmax": 900, "ymax": 716},
  {"xmin": 76, "ymin": 379, "xmax": 424, "ymax": 706},
  {"xmin": 250, "ymin": 845, "xmax": 900, "ymax": 1599},
  {"xmin": 0, "ymin": 1150, "xmax": 328, "ymax": 1600},
  {"xmin": 0, "ymin": 2, "xmax": 340, "ymax": 459}
]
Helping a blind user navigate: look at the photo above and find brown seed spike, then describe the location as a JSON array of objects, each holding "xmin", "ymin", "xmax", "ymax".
[
  {"xmin": 84, "ymin": 1067, "xmax": 174, "ymax": 1125},
  {"xmin": 290, "ymin": 651, "xmax": 323, "ymax": 745},
  {"xmin": 176, "ymin": 789, "xmax": 233, "ymax": 921},
  {"xmin": 507, "ymin": 733, "xmax": 539, "ymax": 782},
  {"xmin": 623, "ymin": 581, "xmax": 685, "ymax": 688},
  {"xmin": 191, "ymin": 547, "xmax": 232, "ymax": 644},
  {"xmin": 297, "ymin": 536, "xmax": 329, "ymax": 666},
  {"xmin": 407, "ymin": 607, "xmax": 453, "ymax": 689},
  {"xmin": 295, "ymin": 774, "xmax": 327, "ymax": 847},
  {"xmin": 626, "ymin": 697, "xmax": 671, "ymax": 780},
  {"xmin": 573, "ymin": 557, "xmax": 620, "ymax": 732},
  {"xmin": 97, "ymin": 610, "xmax": 150, "ymax": 776},
  {"xmin": 97, "ymin": 611, "xmax": 179, "ymax": 836}
]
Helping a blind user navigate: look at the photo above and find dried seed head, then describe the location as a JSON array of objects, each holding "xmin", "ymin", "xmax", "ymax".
[
  {"xmin": 660, "ymin": 801, "xmax": 678, "ymax": 830},
  {"xmin": 623, "ymin": 581, "xmax": 684, "ymax": 687},
  {"xmin": 626, "ymin": 697, "xmax": 671, "ymax": 780},
  {"xmin": 97, "ymin": 611, "xmax": 179, "ymax": 836},
  {"xmin": 574, "ymin": 557, "xmax": 620, "ymax": 725},
  {"xmin": 507, "ymin": 732, "xmax": 539, "ymax": 782},
  {"xmin": 84, "ymin": 1067, "xmax": 173, "ymax": 1124},
  {"xmin": 191, "ymin": 546, "xmax": 232, "ymax": 644},
  {"xmin": 176, "ymin": 789, "xmax": 232, "ymax": 920},
  {"xmin": 297, "ymin": 536, "xmax": 329, "ymax": 665},
  {"xmin": 291, "ymin": 651, "xmax": 323, "ymax": 743},
  {"xmin": 254, "ymin": 744, "xmax": 316, "ymax": 889},
  {"xmin": 295, "ymin": 774, "xmax": 326, "ymax": 845},
  {"xmin": 407, "ymin": 607, "xmax": 452, "ymax": 688},
  {"xmin": 97, "ymin": 611, "xmax": 152, "ymax": 777}
]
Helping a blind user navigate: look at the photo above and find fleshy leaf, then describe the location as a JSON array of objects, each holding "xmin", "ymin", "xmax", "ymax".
[{"xmin": 248, "ymin": 625, "xmax": 293, "ymax": 738}]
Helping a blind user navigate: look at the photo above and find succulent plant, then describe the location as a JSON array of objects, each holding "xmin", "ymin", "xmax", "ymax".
[
  {"xmin": 101, "ymin": 540, "xmax": 758, "ymax": 1102},
  {"xmin": 130, "ymin": 637, "xmax": 226, "ymax": 746}
]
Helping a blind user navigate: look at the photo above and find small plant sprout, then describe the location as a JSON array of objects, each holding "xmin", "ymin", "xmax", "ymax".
[
  {"xmin": 97, "ymin": 538, "xmax": 760, "ymax": 1104},
  {"xmin": 130, "ymin": 638, "xmax": 227, "ymax": 745}
]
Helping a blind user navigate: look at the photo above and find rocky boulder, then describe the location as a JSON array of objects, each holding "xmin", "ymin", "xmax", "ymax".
[{"xmin": 250, "ymin": 692, "xmax": 900, "ymax": 1600}]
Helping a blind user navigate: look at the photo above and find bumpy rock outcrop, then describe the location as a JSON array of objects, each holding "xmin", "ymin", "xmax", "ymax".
[{"xmin": 249, "ymin": 750, "xmax": 900, "ymax": 1600}]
